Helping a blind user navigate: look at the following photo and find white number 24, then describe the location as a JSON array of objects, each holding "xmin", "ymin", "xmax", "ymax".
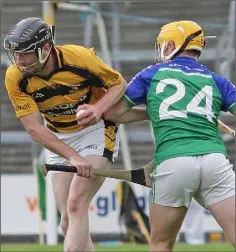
[{"xmin": 156, "ymin": 78, "xmax": 214, "ymax": 122}]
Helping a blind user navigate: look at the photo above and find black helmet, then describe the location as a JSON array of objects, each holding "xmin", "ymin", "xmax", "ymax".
[{"xmin": 4, "ymin": 17, "xmax": 54, "ymax": 72}]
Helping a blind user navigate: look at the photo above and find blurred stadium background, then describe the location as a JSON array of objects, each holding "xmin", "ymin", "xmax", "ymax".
[{"xmin": 1, "ymin": 1, "xmax": 235, "ymax": 250}]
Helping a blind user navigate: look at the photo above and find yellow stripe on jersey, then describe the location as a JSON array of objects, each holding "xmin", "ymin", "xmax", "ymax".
[
  {"xmin": 5, "ymin": 45, "xmax": 123, "ymax": 133},
  {"xmin": 103, "ymin": 120, "xmax": 118, "ymax": 161}
]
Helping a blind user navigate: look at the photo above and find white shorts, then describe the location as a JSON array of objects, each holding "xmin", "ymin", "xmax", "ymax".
[
  {"xmin": 45, "ymin": 120, "xmax": 119, "ymax": 166},
  {"xmin": 150, "ymin": 153, "xmax": 235, "ymax": 208}
]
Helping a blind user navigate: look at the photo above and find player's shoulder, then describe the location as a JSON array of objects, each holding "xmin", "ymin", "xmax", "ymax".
[
  {"xmin": 55, "ymin": 45, "xmax": 99, "ymax": 67},
  {"xmin": 56, "ymin": 44, "xmax": 89, "ymax": 52},
  {"xmin": 5, "ymin": 64, "xmax": 23, "ymax": 77},
  {"xmin": 5, "ymin": 64, "xmax": 24, "ymax": 88},
  {"xmin": 137, "ymin": 62, "xmax": 169, "ymax": 80},
  {"xmin": 139, "ymin": 63, "xmax": 162, "ymax": 76},
  {"xmin": 207, "ymin": 68, "xmax": 233, "ymax": 87},
  {"xmin": 55, "ymin": 44, "xmax": 95, "ymax": 60}
]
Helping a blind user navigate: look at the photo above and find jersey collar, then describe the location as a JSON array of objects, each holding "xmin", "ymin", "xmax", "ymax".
[
  {"xmin": 53, "ymin": 47, "xmax": 63, "ymax": 69},
  {"xmin": 172, "ymin": 56, "xmax": 198, "ymax": 64}
]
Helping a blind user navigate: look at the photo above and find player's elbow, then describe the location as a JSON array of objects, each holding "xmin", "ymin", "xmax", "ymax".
[
  {"xmin": 20, "ymin": 115, "xmax": 43, "ymax": 141},
  {"xmin": 25, "ymin": 125, "xmax": 37, "ymax": 137},
  {"xmin": 24, "ymin": 124, "xmax": 41, "ymax": 142},
  {"xmin": 119, "ymin": 78, "xmax": 127, "ymax": 95}
]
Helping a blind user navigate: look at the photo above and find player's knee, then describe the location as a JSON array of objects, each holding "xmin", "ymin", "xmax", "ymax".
[
  {"xmin": 67, "ymin": 195, "xmax": 89, "ymax": 216},
  {"xmin": 60, "ymin": 214, "xmax": 69, "ymax": 236}
]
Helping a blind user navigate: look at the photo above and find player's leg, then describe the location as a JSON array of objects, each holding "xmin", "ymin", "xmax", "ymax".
[
  {"xmin": 51, "ymin": 172, "xmax": 73, "ymax": 235},
  {"xmin": 45, "ymin": 146, "xmax": 74, "ymax": 236},
  {"xmin": 150, "ymin": 204, "xmax": 187, "ymax": 251},
  {"xmin": 208, "ymin": 196, "xmax": 235, "ymax": 246},
  {"xmin": 198, "ymin": 153, "xmax": 235, "ymax": 247},
  {"xmin": 149, "ymin": 156, "xmax": 201, "ymax": 251},
  {"xmin": 64, "ymin": 155, "xmax": 110, "ymax": 252},
  {"xmin": 51, "ymin": 171, "xmax": 95, "ymax": 251},
  {"xmin": 64, "ymin": 121, "xmax": 119, "ymax": 252}
]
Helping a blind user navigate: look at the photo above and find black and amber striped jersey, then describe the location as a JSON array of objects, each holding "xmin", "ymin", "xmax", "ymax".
[{"xmin": 5, "ymin": 45, "xmax": 123, "ymax": 133}]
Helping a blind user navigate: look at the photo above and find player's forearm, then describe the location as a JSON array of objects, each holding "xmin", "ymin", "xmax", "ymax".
[
  {"xmin": 27, "ymin": 124, "xmax": 78, "ymax": 160},
  {"xmin": 113, "ymin": 107, "xmax": 149, "ymax": 123},
  {"xmin": 96, "ymin": 79, "xmax": 127, "ymax": 114},
  {"xmin": 104, "ymin": 99, "xmax": 130, "ymax": 122}
]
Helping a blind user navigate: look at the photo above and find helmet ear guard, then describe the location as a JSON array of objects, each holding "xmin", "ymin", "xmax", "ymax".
[{"xmin": 37, "ymin": 44, "xmax": 53, "ymax": 64}]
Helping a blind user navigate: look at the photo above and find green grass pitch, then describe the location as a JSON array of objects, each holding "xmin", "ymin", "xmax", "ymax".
[{"xmin": 1, "ymin": 242, "xmax": 234, "ymax": 251}]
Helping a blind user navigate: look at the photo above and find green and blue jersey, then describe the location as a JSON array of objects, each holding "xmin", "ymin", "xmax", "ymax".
[{"xmin": 123, "ymin": 57, "xmax": 235, "ymax": 165}]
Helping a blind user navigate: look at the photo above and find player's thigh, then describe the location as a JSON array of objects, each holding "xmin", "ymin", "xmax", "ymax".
[
  {"xmin": 66, "ymin": 121, "xmax": 118, "ymax": 203},
  {"xmin": 150, "ymin": 203, "xmax": 188, "ymax": 243},
  {"xmin": 47, "ymin": 121, "xmax": 118, "ymax": 207},
  {"xmin": 196, "ymin": 153, "xmax": 235, "ymax": 208},
  {"xmin": 51, "ymin": 172, "xmax": 74, "ymax": 213},
  {"xmin": 208, "ymin": 196, "xmax": 235, "ymax": 245},
  {"xmin": 150, "ymin": 156, "xmax": 201, "ymax": 208},
  {"xmin": 68, "ymin": 155, "xmax": 111, "ymax": 204}
]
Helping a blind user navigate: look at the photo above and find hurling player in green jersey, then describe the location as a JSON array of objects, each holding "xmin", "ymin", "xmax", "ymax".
[{"xmin": 104, "ymin": 21, "xmax": 235, "ymax": 251}]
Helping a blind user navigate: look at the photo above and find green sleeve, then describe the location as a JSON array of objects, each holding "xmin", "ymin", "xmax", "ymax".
[
  {"xmin": 228, "ymin": 103, "xmax": 236, "ymax": 114},
  {"xmin": 122, "ymin": 95, "xmax": 136, "ymax": 108}
]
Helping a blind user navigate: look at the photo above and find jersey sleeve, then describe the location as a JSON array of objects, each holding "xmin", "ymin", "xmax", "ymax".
[
  {"xmin": 123, "ymin": 65, "xmax": 158, "ymax": 107},
  {"xmin": 5, "ymin": 66, "xmax": 39, "ymax": 118},
  {"xmin": 83, "ymin": 48, "xmax": 123, "ymax": 89},
  {"xmin": 212, "ymin": 73, "xmax": 235, "ymax": 112}
]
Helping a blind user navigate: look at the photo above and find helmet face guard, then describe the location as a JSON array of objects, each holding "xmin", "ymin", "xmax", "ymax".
[
  {"xmin": 6, "ymin": 49, "xmax": 39, "ymax": 73},
  {"xmin": 4, "ymin": 38, "xmax": 52, "ymax": 73}
]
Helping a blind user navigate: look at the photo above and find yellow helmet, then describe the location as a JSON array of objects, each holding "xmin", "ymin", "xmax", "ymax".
[{"xmin": 155, "ymin": 20, "xmax": 205, "ymax": 62}]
